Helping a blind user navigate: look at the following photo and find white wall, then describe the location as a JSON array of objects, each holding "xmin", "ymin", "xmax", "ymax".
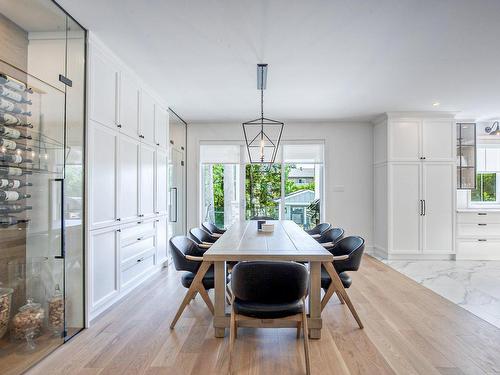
[{"xmin": 186, "ymin": 122, "xmax": 374, "ymax": 249}]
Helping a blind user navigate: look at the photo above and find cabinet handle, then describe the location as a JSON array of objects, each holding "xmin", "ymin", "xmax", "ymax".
[
  {"xmin": 137, "ymin": 237, "xmax": 142, "ymax": 241},
  {"xmin": 117, "ymin": 124, "xmax": 122, "ymax": 128},
  {"xmin": 422, "ymin": 200, "xmax": 426, "ymax": 216},
  {"xmin": 422, "ymin": 156, "xmax": 426, "ymax": 160},
  {"xmin": 156, "ymin": 143, "xmax": 160, "ymax": 146},
  {"xmin": 116, "ymin": 229, "xmax": 121, "ymax": 232},
  {"xmin": 116, "ymin": 218, "xmax": 121, "ymax": 221},
  {"xmin": 137, "ymin": 257, "xmax": 144, "ymax": 262},
  {"xmin": 137, "ymin": 221, "xmax": 143, "ymax": 224},
  {"xmin": 139, "ymin": 134, "xmax": 144, "ymax": 139},
  {"xmin": 478, "ymin": 213, "xmax": 487, "ymax": 216},
  {"xmin": 478, "ymin": 239, "xmax": 487, "ymax": 242},
  {"xmin": 478, "ymin": 223, "xmax": 487, "ymax": 226}
]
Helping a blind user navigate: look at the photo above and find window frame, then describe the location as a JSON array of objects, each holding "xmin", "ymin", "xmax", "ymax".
[{"xmin": 469, "ymin": 172, "xmax": 500, "ymax": 206}]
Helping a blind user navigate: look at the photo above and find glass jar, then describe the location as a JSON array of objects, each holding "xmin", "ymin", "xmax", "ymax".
[
  {"xmin": 48, "ymin": 284, "xmax": 63, "ymax": 336},
  {"xmin": 11, "ymin": 298, "xmax": 44, "ymax": 349},
  {"xmin": 0, "ymin": 287, "xmax": 14, "ymax": 339}
]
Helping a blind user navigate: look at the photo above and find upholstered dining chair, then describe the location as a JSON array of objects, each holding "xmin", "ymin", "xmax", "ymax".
[
  {"xmin": 317, "ymin": 227, "xmax": 344, "ymax": 247},
  {"xmin": 169, "ymin": 236, "xmax": 218, "ymax": 328},
  {"xmin": 320, "ymin": 236, "xmax": 365, "ymax": 310},
  {"xmin": 202, "ymin": 222, "xmax": 226, "ymax": 238},
  {"xmin": 250, "ymin": 215, "xmax": 275, "ymax": 220},
  {"xmin": 306, "ymin": 222, "xmax": 332, "ymax": 239},
  {"xmin": 189, "ymin": 227, "xmax": 217, "ymax": 249},
  {"xmin": 228, "ymin": 261, "xmax": 311, "ymax": 375}
]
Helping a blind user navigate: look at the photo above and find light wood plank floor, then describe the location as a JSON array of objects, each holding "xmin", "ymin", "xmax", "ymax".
[{"xmin": 28, "ymin": 256, "xmax": 500, "ymax": 375}]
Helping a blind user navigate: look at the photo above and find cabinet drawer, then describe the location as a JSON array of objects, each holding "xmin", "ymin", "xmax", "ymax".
[
  {"xmin": 120, "ymin": 221, "xmax": 155, "ymax": 245},
  {"xmin": 457, "ymin": 212, "xmax": 500, "ymax": 224},
  {"xmin": 457, "ymin": 223, "xmax": 500, "ymax": 237},
  {"xmin": 121, "ymin": 236, "xmax": 155, "ymax": 262},
  {"xmin": 121, "ymin": 249, "xmax": 155, "ymax": 288},
  {"xmin": 456, "ymin": 239, "xmax": 500, "ymax": 260}
]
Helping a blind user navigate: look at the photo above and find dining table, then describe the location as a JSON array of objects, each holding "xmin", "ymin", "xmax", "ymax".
[{"xmin": 189, "ymin": 220, "xmax": 363, "ymax": 339}]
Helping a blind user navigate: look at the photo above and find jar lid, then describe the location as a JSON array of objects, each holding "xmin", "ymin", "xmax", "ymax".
[{"xmin": 19, "ymin": 298, "xmax": 41, "ymax": 312}]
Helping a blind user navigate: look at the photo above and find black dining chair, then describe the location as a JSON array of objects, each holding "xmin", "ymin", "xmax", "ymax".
[
  {"xmin": 317, "ymin": 227, "xmax": 344, "ymax": 247},
  {"xmin": 189, "ymin": 227, "xmax": 217, "ymax": 249},
  {"xmin": 228, "ymin": 261, "xmax": 310, "ymax": 375},
  {"xmin": 306, "ymin": 222, "xmax": 332, "ymax": 239},
  {"xmin": 202, "ymin": 222, "xmax": 226, "ymax": 238},
  {"xmin": 169, "ymin": 236, "xmax": 217, "ymax": 328},
  {"xmin": 250, "ymin": 216, "xmax": 275, "ymax": 220},
  {"xmin": 320, "ymin": 236, "xmax": 365, "ymax": 310}
]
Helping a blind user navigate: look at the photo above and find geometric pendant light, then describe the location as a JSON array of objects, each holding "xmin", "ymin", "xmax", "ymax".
[{"xmin": 242, "ymin": 64, "xmax": 284, "ymax": 164}]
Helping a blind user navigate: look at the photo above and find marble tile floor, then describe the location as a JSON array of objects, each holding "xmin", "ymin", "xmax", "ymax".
[{"xmin": 368, "ymin": 255, "xmax": 500, "ymax": 328}]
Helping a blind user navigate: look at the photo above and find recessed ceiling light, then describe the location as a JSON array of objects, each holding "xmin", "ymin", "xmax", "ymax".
[{"xmin": 432, "ymin": 102, "xmax": 440, "ymax": 107}]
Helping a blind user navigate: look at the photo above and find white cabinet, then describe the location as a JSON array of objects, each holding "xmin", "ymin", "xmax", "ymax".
[
  {"xmin": 390, "ymin": 164, "xmax": 421, "ymax": 253},
  {"xmin": 140, "ymin": 89, "xmax": 156, "ymax": 145},
  {"xmin": 119, "ymin": 71, "xmax": 140, "ymax": 138},
  {"xmin": 139, "ymin": 143, "xmax": 155, "ymax": 218},
  {"xmin": 156, "ymin": 216, "xmax": 168, "ymax": 264},
  {"xmin": 389, "ymin": 120, "xmax": 420, "ymax": 161},
  {"xmin": 89, "ymin": 121, "xmax": 118, "ymax": 229},
  {"xmin": 155, "ymin": 149, "xmax": 168, "ymax": 215},
  {"xmin": 155, "ymin": 105, "xmax": 169, "ymax": 149},
  {"xmin": 485, "ymin": 148, "xmax": 500, "ymax": 172},
  {"xmin": 89, "ymin": 45, "xmax": 118, "ymax": 129},
  {"xmin": 90, "ymin": 227, "xmax": 119, "ymax": 310},
  {"xmin": 456, "ymin": 211, "xmax": 500, "ymax": 260},
  {"xmin": 118, "ymin": 134, "xmax": 139, "ymax": 222},
  {"xmin": 421, "ymin": 163, "xmax": 454, "ymax": 253},
  {"xmin": 388, "ymin": 117, "xmax": 454, "ymax": 162}
]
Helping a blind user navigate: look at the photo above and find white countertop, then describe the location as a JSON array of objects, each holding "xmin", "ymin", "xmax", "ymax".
[{"xmin": 457, "ymin": 208, "xmax": 500, "ymax": 212}]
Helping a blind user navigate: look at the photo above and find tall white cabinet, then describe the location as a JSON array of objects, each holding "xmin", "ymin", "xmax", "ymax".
[
  {"xmin": 87, "ymin": 35, "xmax": 170, "ymax": 322},
  {"xmin": 373, "ymin": 113, "xmax": 456, "ymax": 259}
]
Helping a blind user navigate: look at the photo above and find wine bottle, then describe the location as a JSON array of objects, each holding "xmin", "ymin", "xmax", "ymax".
[
  {"xmin": 0, "ymin": 204, "xmax": 32, "ymax": 214},
  {"xmin": 0, "ymin": 112, "xmax": 32, "ymax": 127},
  {"xmin": 0, "ymin": 215, "xmax": 29, "ymax": 227},
  {"xmin": 0, "ymin": 125, "xmax": 31, "ymax": 140},
  {"xmin": 0, "ymin": 98, "xmax": 31, "ymax": 116},
  {"xmin": 0, "ymin": 166, "xmax": 32, "ymax": 176},
  {"xmin": 0, "ymin": 137, "xmax": 32, "ymax": 151},
  {"xmin": 0, "ymin": 190, "xmax": 31, "ymax": 201},
  {"xmin": 0, "ymin": 73, "xmax": 32, "ymax": 93},
  {"xmin": 0, "ymin": 87, "xmax": 32, "ymax": 104},
  {"xmin": 0, "ymin": 154, "xmax": 33, "ymax": 164},
  {"xmin": 0, "ymin": 178, "xmax": 32, "ymax": 189}
]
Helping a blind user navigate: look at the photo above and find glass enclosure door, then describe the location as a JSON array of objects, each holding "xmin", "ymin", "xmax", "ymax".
[
  {"xmin": 0, "ymin": 1, "xmax": 85, "ymax": 373},
  {"xmin": 168, "ymin": 147, "xmax": 185, "ymax": 238}
]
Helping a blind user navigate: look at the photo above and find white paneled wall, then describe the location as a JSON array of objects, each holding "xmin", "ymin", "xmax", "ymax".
[{"xmin": 86, "ymin": 34, "xmax": 169, "ymax": 323}]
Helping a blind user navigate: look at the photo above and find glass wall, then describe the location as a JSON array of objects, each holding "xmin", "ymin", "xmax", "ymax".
[{"xmin": 0, "ymin": 1, "xmax": 85, "ymax": 373}]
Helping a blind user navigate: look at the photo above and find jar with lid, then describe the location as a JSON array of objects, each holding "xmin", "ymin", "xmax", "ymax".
[
  {"xmin": 0, "ymin": 286, "xmax": 14, "ymax": 338},
  {"xmin": 48, "ymin": 284, "xmax": 63, "ymax": 336},
  {"xmin": 11, "ymin": 298, "xmax": 44, "ymax": 349}
]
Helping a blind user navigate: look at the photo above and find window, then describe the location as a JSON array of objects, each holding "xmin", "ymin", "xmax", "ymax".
[
  {"xmin": 471, "ymin": 173, "xmax": 497, "ymax": 203},
  {"xmin": 245, "ymin": 164, "xmax": 281, "ymax": 219}
]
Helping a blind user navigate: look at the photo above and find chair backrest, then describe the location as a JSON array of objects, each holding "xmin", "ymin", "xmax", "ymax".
[
  {"xmin": 307, "ymin": 222, "xmax": 331, "ymax": 235},
  {"xmin": 231, "ymin": 261, "xmax": 309, "ymax": 304},
  {"xmin": 189, "ymin": 227, "xmax": 214, "ymax": 244},
  {"xmin": 330, "ymin": 236, "xmax": 365, "ymax": 273},
  {"xmin": 202, "ymin": 222, "xmax": 219, "ymax": 234},
  {"xmin": 169, "ymin": 236, "xmax": 204, "ymax": 273},
  {"xmin": 318, "ymin": 227, "xmax": 344, "ymax": 244},
  {"xmin": 250, "ymin": 216, "xmax": 275, "ymax": 220}
]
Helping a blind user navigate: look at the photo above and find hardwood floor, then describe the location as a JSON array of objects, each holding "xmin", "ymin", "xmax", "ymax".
[{"xmin": 28, "ymin": 255, "xmax": 500, "ymax": 375}]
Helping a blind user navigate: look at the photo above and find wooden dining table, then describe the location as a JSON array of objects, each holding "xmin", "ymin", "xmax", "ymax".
[{"xmin": 190, "ymin": 220, "xmax": 363, "ymax": 339}]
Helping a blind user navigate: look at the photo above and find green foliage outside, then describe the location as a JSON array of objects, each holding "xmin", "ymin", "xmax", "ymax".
[{"xmin": 471, "ymin": 173, "xmax": 496, "ymax": 202}]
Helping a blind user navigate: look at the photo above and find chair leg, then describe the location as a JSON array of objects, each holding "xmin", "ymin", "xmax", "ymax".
[
  {"xmin": 170, "ymin": 288, "xmax": 196, "ymax": 329},
  {"xmin": 301, "ymin": 300, "xmax": 311, "ymax": 375},
  {"xmin": 198, "ymin": 285, "xmax": 214, "ymax": 315},
  {"xmin": 226, "ymin": 285, "xmax": 233, "ymax": 305},
  {"xmin": 229, "ymin": 306, "xmax": 237, "ymax": 374},
  {"xmin": 296, "ymin": 321, "xmax": 302, "ymax": 339},
  {"xmin": 321, "ymin": 285, "xmax": 335, "ymax": 311},
  {"xmin": 336, "ymin": 291, "xmax": 345, "ymax": 304}
]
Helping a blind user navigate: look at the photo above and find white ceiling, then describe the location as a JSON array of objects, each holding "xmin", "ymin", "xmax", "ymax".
[{"xmin": 57, "ymin": 0, "xmax": 500, "ymax": 123}]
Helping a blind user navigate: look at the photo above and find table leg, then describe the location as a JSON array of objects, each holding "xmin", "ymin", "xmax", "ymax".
[
  {"xmin": 308, "ymin": 261, "xmax": 322, "ymax": 339},
  {"xmin": 214, "ymin": 261, "xmax": 226, "ymax": 338}
]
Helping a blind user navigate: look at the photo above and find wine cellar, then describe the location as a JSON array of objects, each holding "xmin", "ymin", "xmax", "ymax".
[{"xmin": 0, "ymin": 1, "xmax": 86, "ymax": 373}]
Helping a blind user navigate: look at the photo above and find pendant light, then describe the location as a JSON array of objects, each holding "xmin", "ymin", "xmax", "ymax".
[{"xmin": 242, "ymin": 64, "xmax": 284, "ymax": 164}]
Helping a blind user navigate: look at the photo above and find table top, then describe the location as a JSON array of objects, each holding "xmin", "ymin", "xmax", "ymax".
[{"xmin": 203, "ymin": 220, "xmax": 334, "ymax": 262}]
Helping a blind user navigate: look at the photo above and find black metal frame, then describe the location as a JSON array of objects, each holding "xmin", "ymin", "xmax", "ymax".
[{"xmin": 456, "ymin": 122, "xmax": 477, "ymax": 190}]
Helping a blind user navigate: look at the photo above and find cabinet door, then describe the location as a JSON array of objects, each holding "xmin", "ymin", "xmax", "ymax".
[
  {"xmin": 389, "ymin": 120, "xmax": 421, "ymax": 161},
  {"xmin": 119, "ymin": 72, "xmax": 140, "ymax": 139},
  {"xmin": 90, "ymin": 228, "xmax": 119, "ymax": 310},
  {"xmin": 485, "ymin": 148, "xmax": 500, "ymax": 172},
  {"xmin": 89, "ymin": 46, "xmax": 118, "ymax": 129},
  {"xmin": 140, "ymin": 90, "xmax": 155, "ymax": 145},
  {"xmin": 422, "ymin": 163, "xmax": 454, "ymax": 254},
  {"xmin": 390, "ymin": 163, "xmax": 420, "ymax": 253},
  {"xmin": 155, "ymin": 149, "xmax": 168, "ymax": 215},
  {"xmin": 139, "ymin": 144, "xmax": 155, "ymax": 218},
  {"xmin": 118, "ymin": 134, "xmax": 139, "ymax": 222},
  {"xmin": 477, "ymin": 148, "xmax": 486, "ymax": 172},
  {"xmin": 156, "ymin": 216, "xmax": 168, "ymax": 264},
  {"xmin": 422, "ymin": 120, "xmax": 454, "ymax": 161},
  {"xmin": 155, "ymin": 105, "xmax": 169, "ymax": 149},
  {"xmin": 89, "ymin": 121, "xmax": 118, "ymax": 229}
]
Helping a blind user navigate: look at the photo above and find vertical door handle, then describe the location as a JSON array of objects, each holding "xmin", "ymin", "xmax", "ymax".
[
  {"xmin": 419, "ymin": 200, "xmax": 423, "ymax": 216},
  {"xmin": 53, "ymin": 178, "xmax": 65, "ymax": 259},
  {"xmin": 422, "ymin": 199, "xmax": 426, "ymax": 216}
]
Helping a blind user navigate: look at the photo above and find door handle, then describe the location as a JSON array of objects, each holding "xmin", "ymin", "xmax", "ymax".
[
  {"xmin": 422, "ymin": 199, "xmax": 426, "ymax": 216},
  {"xmin": 53, "ymin": 178, "xmax": 65, "ymax": 259},
  {"xmin": 419, "ymin": 200, "xmax": 423, "ymax": 216},
  {"xmin": 478, "ymin": 223, "xmax": 487, "ymax": 226}
]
